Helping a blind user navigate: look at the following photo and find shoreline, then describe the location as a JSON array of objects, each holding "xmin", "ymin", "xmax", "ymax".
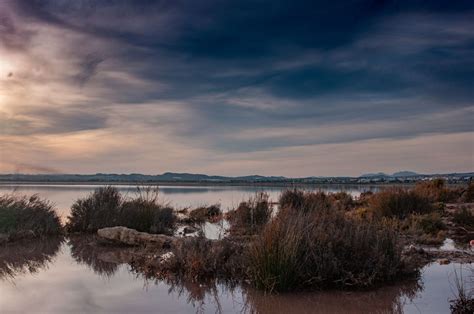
[{"xmin": 0, "ymin": 181, "xmax": 422, "ymax": 187}]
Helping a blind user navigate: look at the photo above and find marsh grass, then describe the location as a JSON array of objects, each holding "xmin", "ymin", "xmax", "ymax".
[
  {"xmin": 414, "ymin": 179, "xmax": 461, "ymax": 203},
  {"xmin": 449, "ymin": 266, "xmax": 474, "ymax": 314},
  {"xmin": 0, "ymin": 194, "xmax": 62, "ymax": 240},
  {"xmin": 227, "ymin": 192, "xmax": 272, "ymax": 235},
  {"xmin": 452, "ymin": 206, "xmax": 474, "ymax": 229},
  {"xmin": 66, "ymin": 186, "xmax": 176, "ymax": 234},
  {"xmin": 397, "ymin": 212, "xmax": 447, "ymax": 245},
  {"xmin": 279, "ymin": 189, "xmax": 355, "ymax": 213},
  {"xmin": 189, "ymin": 204, "xmax": 222, "ymax": 223},
  {"xmin": 248, "ymin": 209, "xmax": 404, "ymax": 292},
  {"xmin": 66, "ymin": 186, "xmax": 122, "ymax": 232},
  {"xmin": 368, "ymin": 188, "xmax": 434, "ymax": 219}
]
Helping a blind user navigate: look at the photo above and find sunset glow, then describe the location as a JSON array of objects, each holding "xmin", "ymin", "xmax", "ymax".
[{"xmin": 0, "ymin": 1, "xmax": 472, "ymax": 176}]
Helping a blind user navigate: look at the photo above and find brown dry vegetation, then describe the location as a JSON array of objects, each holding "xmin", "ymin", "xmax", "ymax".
[
  {"xmin": 248, "ymin": 208, "xmax": 405, "ymax": 292},
  {"xmin": 188, "ymin": 204, "xmax": 222, "ymax": 223},
  {"xmin": 2, "ymin": 180, "xmax": 473, "ymax": 295},
  {"xmin": 414, "ymin": 179, "xmax": 461, "ymax": 203},
  {"xmin": 227, "ymin": 192, "xmax": 272, "ymax": 235}
]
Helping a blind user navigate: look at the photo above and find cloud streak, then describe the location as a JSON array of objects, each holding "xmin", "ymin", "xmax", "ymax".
[{"xmin": 0, "ymin": 0, "xmax": 473, "ymax": 176}]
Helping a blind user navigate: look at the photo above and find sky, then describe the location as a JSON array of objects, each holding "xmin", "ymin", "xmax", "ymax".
[{"xmin": 0, "ymin": 0, "xmax": 473, "ymax": 177}]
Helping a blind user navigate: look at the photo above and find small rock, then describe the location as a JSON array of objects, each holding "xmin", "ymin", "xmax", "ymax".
[
  {"xmin": 438, "ymin": 258, "xmax": 451, "ymax": 265},
  {"xmin": 159, "ymin": 252, "xmax": 174, "ymax": 263},
  {"xmin": 183, "ymin": 226, "xmax": 198, "ymax": 234}
]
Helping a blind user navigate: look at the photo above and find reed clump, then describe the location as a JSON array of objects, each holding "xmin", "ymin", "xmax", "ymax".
[
  {"xmin": 279, "ymin": 189, "xmax": 355, "ymax": 213},
  {"xmin": 227, "ymin": 192, "xmax": 272, "ymax": 235},
  {"xmin": 66, "ymin": 186, "xmax": 176, "ymax": 235},
  {"xmin": 452, "ymin": 206, "xmax": 474, "ymax": 229},
  {"xmin": 248, "ymin": 208, "xmax": 405, "ymax": 292},
  {"xmin": 367, "ymin": 188, "xmax": 434, "ymax": 220},
  {"xmin": 0, "ymin": 194, "xmax": 62, "ymax": 241},
  {"xmin": 414, "ymin": 179, "xmax": 461, "ymax": 203}
]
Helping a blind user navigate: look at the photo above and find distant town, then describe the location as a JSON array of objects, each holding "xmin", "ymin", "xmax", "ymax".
[{"xmin": 0, "ymin": 171, "xmax": 472, "ymax": 185}]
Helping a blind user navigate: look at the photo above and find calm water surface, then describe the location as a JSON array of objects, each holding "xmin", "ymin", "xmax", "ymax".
[
  {"xmin": 1, "ymin": 184, "xmax": 472, "ymax": 313},
  {"xmin": 0, "ymin": 184, "xmax": 377, "ymax": 220},
  {"xmin": 0, "ymin": 238, "xmax": 472, "ymax": 313}
]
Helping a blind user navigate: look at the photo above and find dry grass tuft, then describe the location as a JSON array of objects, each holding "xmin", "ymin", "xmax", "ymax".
[
  {"xmin": 0, "ymin": 194, "xmax": 62, "ymax": 240},
  {"xmin": 227, "ymin": 192, "xmax": 272, "ymax": 235}
]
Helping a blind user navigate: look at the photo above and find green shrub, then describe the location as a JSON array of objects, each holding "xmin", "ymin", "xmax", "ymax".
[
  {"xmin": 120, "ymin": 199, "xmax": 175, "ymax": 235},
  {"xmin": 66, "ymin": 186, "xmax": 122, "ymax": 232},
  {"xmin": 248, "ymin": 209, "xmax": 404, "ymax": 292},
  {"xmin": 368, "ymin": 188, "xmax": 434, "ymax": 219},
  {"xmin": 0, "ymin": 194, "xmax": 62, "ymax": 240},
  {"xmin": 66, "ymin": 186, "xmax": 176, "ymax": 234}
]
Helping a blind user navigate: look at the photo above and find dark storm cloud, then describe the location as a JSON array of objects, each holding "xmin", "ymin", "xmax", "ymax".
[{"xmin": 3, "ymin": 0, "xmax": 474, "ymax": 153}]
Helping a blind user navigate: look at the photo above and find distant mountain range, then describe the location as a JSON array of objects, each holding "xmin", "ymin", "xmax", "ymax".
[
  {"xmin": 0, "ymin": 171, "xmax": 472, "ymax": 184},
  {"xmin": 360, "ymin": 171, "xmax": 420, "ymax": 178}
]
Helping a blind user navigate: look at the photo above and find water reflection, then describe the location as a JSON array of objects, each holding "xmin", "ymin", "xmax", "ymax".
[
  {"xmin": 0, "ymin": 184, "xmax": 380, "ymax": 220},
  {"xmin": 244, "ymin": 281, "xmax": 422, "ymax": 314},
  {"xmin": 0, "ymin": 237, "xmax": 63, "ymax": 280},
  {"xmin": 1, "ymin": 238, "xmax": 471, "ymax": 313},
  {"xmin": 68, "ymin": 236, "xmax": 124, "ymax": 277}
]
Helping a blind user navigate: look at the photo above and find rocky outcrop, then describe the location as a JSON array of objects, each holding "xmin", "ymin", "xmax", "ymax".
[{"xmin": 97, "ymin": 227, "xmax": 175, "ymax": 247}]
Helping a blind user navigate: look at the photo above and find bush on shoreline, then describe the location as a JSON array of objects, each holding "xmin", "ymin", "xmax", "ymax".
[
  {"xmin": 0, "ymin": 194, "xmax": 62, "ymax": 241},
  {"xmin": 414, "ymin": 179, "xmax": 460, "ymax": 203},
  {"xmin": 248, "ymin": 208, "xmax": 405, "ymax": 292},
  {"xmin": 66, "ymin": 186, "xmax": 176, "ymax": 235},
  {"xmin": 227, "ymin": 192, "xmax": 272, "ymax": 235},
  {"xmin": 66, "ymin": 186, "xmax": 122, "ymax": 233},
  {"xmin": 368, "ymin": 188, "xmax": 434, "ymax": 219},
  {"xmin": 279, "ymin": 189, "xmax": 355, "ymax": 213}
]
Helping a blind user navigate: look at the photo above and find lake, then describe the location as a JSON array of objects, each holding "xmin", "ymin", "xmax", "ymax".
[
  {"xmin": 1, "ymin": 184, "xmax": 472, "ymax": 313},
  {"xmin": 0, "ymin": 237, "xmax": 472, "ymax": 313},
  {"xmin": 0, "ymin": 184, "xmax": 378, "ymax": 221}
]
